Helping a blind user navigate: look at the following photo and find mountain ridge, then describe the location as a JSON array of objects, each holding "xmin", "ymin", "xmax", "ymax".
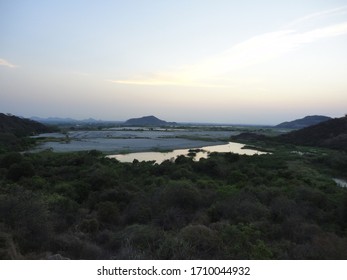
[
  {"xmin": 0, "ymin": 113, "xmax": 53, "ymax": 151},
  {"xmin": 0, "ymin": 113, "xmax": 52, "ymax": 136},
  {"xmin": 124, "ymin": 115, "xmax": 177, "ymax": 126},
  {"xmin": 275, "ymin": 115, "xmax": 332, "ymax": 129},
  {"xmin": 30, "ymin": 116, "xmax": 115, "ymax": 124},
  {"xmin": 278, "ymin": 115, "xmax": 347, "ymax": 151}
]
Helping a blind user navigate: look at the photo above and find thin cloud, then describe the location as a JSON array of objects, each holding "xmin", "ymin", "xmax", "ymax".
[
  {"xmin": 285, "ymin": 6, "xmax": 347, "ymax": 28},
  {"xmin": 106, "ymin": 78, "xmax": 230, "ymax": 88},
  {"xmin": 0, "ymin": 58, "xmax": 18, "ymax": 68},
  {"xmin": 111, "ymin": 8, "xmax": 347, "ymax": 88}
]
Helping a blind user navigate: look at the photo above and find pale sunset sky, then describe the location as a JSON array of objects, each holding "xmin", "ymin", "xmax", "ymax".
[{"xmin": 1, "ymin": 0, "xmax": 347, "ymax": 124}]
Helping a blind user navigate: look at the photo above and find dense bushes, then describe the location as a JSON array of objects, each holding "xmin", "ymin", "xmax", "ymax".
[
  {"xmin": 0, "ymin": 186, "xmax": 52, "ymax": 254},
  {"xmin": 0, "ymin": 148, "xmax": 346, "ymax": 259}
]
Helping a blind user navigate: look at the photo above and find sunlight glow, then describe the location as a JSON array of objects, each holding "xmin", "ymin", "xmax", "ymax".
[
  {"xmin": 1, "ymin": 2, "xmax": 347, "ymax": 123},
  {"xmin": 0, "ymin": 58, "xmax": 18, "ymax": 68},
  {"xmin": 112, "ymin": 21, "xmax": 347, "ymax": 88}
]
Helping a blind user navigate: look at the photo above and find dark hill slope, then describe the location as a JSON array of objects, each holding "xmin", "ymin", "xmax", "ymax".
[
  {"xmin": 275, "ymin": 115, "xmax": 331, "ymax": 129},
  {"xmin": 0, "ymin": 113, "xmax": 53, "ymax": 152},
  {"xmin": 0, "ymin": 113, "xmax": 52, "ymax": 136},
  {"xmin": 278, "ymin": 116, "xmax": 347, "ymax": 151},
  {"xmin": 124, "ymin": 115, "xmax": 177, "ymax": 126}
]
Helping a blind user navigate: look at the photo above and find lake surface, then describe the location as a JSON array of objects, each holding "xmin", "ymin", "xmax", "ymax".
[
  {"xmin": 107, "ymin": 142, "xmax": 267, "ymax": 164},
  {"xmin": 333, "ymin": 178, "xmax": 347, "ymax": 188},
  {"xmin": 33, "ymin": 137, "xmax": 227, "ymax": 153},
  {"xmin": 31, "ymin": 128, "xmax": 239, "ymax": 153}
]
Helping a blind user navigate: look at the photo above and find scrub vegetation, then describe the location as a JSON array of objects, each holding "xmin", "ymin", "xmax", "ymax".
[{"xmin": 0, "ymin": 146, "xmax": 346, "ymax": 259}]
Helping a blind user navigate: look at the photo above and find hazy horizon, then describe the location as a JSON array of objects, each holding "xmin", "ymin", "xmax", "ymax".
[
  {"xmin": 26, "ymin": 113, "xmax": 340, "ymax": 127},
  {"xmin": 1, "ymin": 0, "xmax": 347, "ymax": 125}
]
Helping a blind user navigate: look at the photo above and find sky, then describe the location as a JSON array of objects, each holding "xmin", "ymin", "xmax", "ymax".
[{"xmin": 1, "ymin": 0, "xmax": 347, "ymax": 125}]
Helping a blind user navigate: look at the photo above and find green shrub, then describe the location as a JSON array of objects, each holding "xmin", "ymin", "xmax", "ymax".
[
  {"xmin": 78, "ymin": 219, "xmax": 99, "ymax": 234},
  {"xmin": 97, "ymin": 201, "xmax": 120, "ymax": 225},
  {"xmin": 7, "ymin": 161, "xmax": 35, "ymax": 181},
  {"xmin": 52, "ymin": 234, "xmax": 104, "ymax": 260},
  {"xmin": 0, "ymin": 231, "xmax": 22, "ymax": 260},
  {"xmin": 0, "ymin": 152, "xmax": 23, "ymax": 168},
  {"xmin": 0, "ymin": 188, "xmax": 52, "ymax": 253},
  {"xmin": 160, "ymin": 181, "xmax": 202, "ymax": 211},
  {"xmin": 114, "ymin": 224, "xmax": 164, "ymax": 259},
  {"xmin": 178, "ymin": 225, "xmax": 221, "ymax": 259},
  {"xmin": 46, "ymin": 194, "xmax": 79, "ymax": 232}
]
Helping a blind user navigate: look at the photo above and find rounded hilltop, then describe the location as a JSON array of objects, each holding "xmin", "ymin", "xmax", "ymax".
[{"xmin": 124, "ymin": 115, "xmax": 177, "ymax": 126}]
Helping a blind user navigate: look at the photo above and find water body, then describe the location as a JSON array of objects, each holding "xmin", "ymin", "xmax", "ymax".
[
  {"xmin": 31, "ymin": 129, "xmax": 239, "ymax": 153},
  {"xmin": 32, "ymin": 137, "xmax": 228, "ymax": 153},
  {"xmin": 333, "ymin": 178, "xmax": 347, "ymax": 188},
  {"xmin": 107, "ymin": 142, "xmax": 267, "ymax": 164}
]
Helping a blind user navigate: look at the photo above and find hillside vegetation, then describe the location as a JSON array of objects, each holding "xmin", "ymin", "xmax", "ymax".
[
  {"xmin": 0, "ymin": 146, "xmax": 346, "ymax": 259},
  {"xmin": 0, "ymin": 113, "xmax": 53, "ymax": 152},
  {"xmin": 275, "ymin": 115, "xmax": 331, "ymax": 129},
  {"xmin": 278, "ymin": 116, "xmax": 347, "ymax": 151},
  {"xmin": 0, "ymin": 113, "xmax": 51, "ymax": 136},
  {"xmin": 1, "ymin": 113, "xmax": 347, "ymax": 260}
]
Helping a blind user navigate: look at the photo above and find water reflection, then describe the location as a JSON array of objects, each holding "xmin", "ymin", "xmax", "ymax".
[
  {"xmin": 333, "ymin": 178, "xmax": 347, "ymax": 188},
  {"xmin": 107, "ymin": 142, "xmax": 267, "ymax": 164}
]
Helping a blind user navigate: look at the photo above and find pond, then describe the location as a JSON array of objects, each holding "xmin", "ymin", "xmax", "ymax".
[
  {"xmin": 333, "ymin": 178, "xmax": 347, "ymax": 188},
  {"xmin": 107, "ymin": 142, "xmax": 267, "ymax": 164}
]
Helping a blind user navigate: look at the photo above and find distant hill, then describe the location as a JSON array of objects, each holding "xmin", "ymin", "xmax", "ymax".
[
  {"xmin": 0, "ymin": 113, "xmax": 53, "ymax": 152},
  {"xmin": 124, "ymin": 115, "xmax": 177, "ymax": 126},
  {"xmin": 30, "ymin": 116, "xmax": 113, "ymax": 125},
  {"xmin": 31, "ymin": 116, "xmax": 78, "ymax": 124},
  {"xmin": 275, "ymin": 115, "xmax": 332, "ymax": 129},
  {"xmin": 278, "ymin": 116, "xmax": 347, "ymax": 151},
  {"xmin": 0, "ymin": 113, "xmax": 52, "ymax": 136}
]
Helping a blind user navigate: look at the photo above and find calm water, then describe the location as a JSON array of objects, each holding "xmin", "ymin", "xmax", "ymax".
[
  {"xmin": 333, "ymin": 178, "xmax": 347, "ymax": 188},
  {"xmin": 31, "ymin": 129, "xmax": 238, "ymax": 152},
  {"xmin": 107, "ymin": 142, "xmax": 267, "ymax": 164}
]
